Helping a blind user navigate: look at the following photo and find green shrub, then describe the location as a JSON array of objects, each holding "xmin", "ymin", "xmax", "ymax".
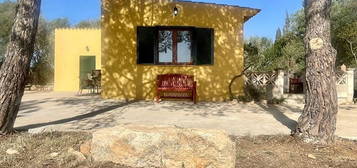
[{"xmin": 237, "ymin": 84, "xmax": 266, "ymax": 102}]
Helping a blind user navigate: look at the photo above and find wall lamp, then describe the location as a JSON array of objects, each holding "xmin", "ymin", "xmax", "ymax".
[{"xmin": 173, "ymin": 6, "xmax": 179, "ymax": 16}]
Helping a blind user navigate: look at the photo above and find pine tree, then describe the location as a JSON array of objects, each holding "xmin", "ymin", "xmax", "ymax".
[
  {"xmin": 293, "ymin": 0, "xmax": 338, "ymax": 144},
  {"xmin": 275, "ymin": 28, "xmax": 282, "ymax": 40},
  {"xmin": 0, "ymin": 0, "xmax": 41, "ymax": 134},
  {"xmin": 283, "ymin": 11, "xmax": 291, "ymax": 34}
]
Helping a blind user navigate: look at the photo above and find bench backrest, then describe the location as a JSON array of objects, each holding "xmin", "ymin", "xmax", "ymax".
[
  {"xmin": 157, "ymin": 74, "xmax": 194, "ymax": 88},
  {"xmin": 289, "ymin": 78, "xmax": 302, "ymax": 84}
]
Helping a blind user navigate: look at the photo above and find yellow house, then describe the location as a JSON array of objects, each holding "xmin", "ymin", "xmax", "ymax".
[
  {"xmin": 101, "ymin": 0, "xmax": 259, "ymax": 101},
  {"xmin": 54, "ymin": 29, "xmax": 101, "ymax": 91},
  {"xmin": 54, "ymin": 0, "xmax": 259, "ymax": 101}
]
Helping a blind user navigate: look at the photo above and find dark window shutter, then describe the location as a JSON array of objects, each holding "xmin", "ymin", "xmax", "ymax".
[
  {"xmin": 193, "ymin": 28, "xmax": 214, "ymax": 65},
  {"xmin": 137, "ymin": 26, "xmax": 156, "ymax": 64}
]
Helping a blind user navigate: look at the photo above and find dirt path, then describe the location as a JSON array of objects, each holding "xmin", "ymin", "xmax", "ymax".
[{"xmin": 15, "ymin": 92, "xmax": 357, "ymax": 138}]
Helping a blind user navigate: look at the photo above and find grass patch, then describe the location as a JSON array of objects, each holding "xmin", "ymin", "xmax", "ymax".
[
  {"xmin": 235, "ymin": 135, "xmax": 357, "ymax": 168},
  {"xmin": 0, "ymin": 132, "xmax": 132, "ymax": 168}
]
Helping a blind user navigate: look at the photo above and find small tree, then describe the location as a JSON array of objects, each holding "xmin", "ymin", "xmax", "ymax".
[
  {"xmin": 293, "ymin": 0, "xmax": 338, "ymax": 144},
  {"xmin": 331, "ymin": 0, "xmax": 357, "ymax": 67},
  {"xmin": 0, "ymin": 0, "xmax": 41, "ymax": 134}
]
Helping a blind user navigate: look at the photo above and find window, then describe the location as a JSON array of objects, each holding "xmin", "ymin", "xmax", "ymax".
[
  {"xmin": 158, "ymin": 30, "xmax": 173, "ymax": 63},
  {"xmin": 158, "ymin": 29, "xmax": 192, "ymax": 64},
  {"xmin": 137, "ymin": 26, "xmax": 214, "ymax": 65}
]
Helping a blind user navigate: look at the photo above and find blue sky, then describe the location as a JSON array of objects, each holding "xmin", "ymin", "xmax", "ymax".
[
  {"xmin": 1, "ymin": 0, "xmax": 303, "ymax": 40},
  {"xmin": 190, "ymin": 0, "xmax": 303, "ymax": 39}
]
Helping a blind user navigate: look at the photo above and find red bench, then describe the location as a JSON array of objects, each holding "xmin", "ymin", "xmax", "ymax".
[
  {"xmin": 289, "ymin": 78, "xmax": 304, "ymax": 93},
  {"xmin": 156, "ymin": 74, "xmax": 197, "ymax": 104}
]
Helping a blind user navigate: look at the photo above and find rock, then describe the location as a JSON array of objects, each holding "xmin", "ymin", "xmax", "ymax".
[
  {"xmin": 28, "ymin": 125, "xmax": 59, "ymax": 134},
  {"xmin": 50, "ymin": 152, "xmax": 59, "ymax": 157},
  {"xmin": 68, "ymin": 148, "xmax": 86, "ymax": 161},
  {"xmin": 91, "ymin": 124, "xmax": 236, "ymax": 168},
  {"xmin": 260, "ymin": 100, "xmax": 268, "ymax": 104},
  {"xmin": 308, "ymin": 154, "xmax": 316, "ymax": 159},
  {"xmin": 6, "ymin": 148, "xmax": 19, "ymax": 155},
  {"xmin": 80, "ymin": 141, "xmax": 92, "ymax": 156},
  {"xmin": 248, "ymin": 101, "xmax": 255, "ymax": 105},
  {"xmin": 230, "ymin": 100, "xmax": 238, "ymax": 104},
  {"xmin": 263, "ymin": 151, "xmax": 274, "ymax": 155}
]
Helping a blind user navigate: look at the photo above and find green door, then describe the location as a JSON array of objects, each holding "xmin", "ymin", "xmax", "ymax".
[{"xmin": 79, "ymin": 56, "xmax": 96, "ymax": 86}]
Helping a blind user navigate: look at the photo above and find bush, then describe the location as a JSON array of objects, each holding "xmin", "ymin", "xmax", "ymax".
[
  {"xmin": 237, "ymin": 84, "xmax": 266, "ymax": 102},
  {"xmin": 237, "ymin": 95, "xmax": 253, "ymax": 102}
]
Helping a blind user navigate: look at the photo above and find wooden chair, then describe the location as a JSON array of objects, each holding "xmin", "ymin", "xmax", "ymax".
[
  {"xmin": 91, "ymin": 70, "xmax": 101, "ymax": 93},
  {"xmin": 78, "ymin": 73, "xmax": 95, "ymax": 95}
]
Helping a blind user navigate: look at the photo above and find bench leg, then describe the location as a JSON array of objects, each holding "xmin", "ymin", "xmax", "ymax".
[
  {"xmin": 192, "ymin": 82, "xmax": 197, "ymax": 104},
  {"xmin": 192, "ymin": 90, "xmax": 197, "ymax": 104},
  {"xmin": 155, "ymin": 91, "xmax": 161, "ymax": 103}
]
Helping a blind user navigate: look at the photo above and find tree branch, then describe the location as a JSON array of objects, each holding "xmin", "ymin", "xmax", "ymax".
[
  {"xmin": 228, "ymin": 65, "xmax": 252, "ymax": 100},
  {"xmin": 346, "ymin": 39, "xmax": 357, "ymax": 65}
]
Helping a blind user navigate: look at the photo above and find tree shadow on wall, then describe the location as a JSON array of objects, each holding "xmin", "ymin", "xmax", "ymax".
[{"xmin": 101, "ymin": 0, "xmax": 259, "ymax": 101}]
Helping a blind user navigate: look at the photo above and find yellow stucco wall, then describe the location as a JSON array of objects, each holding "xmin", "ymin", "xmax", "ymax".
[
  {"xmin": 102, "ymin": 0, "xmax": 259, "ymax": 101},
  {"xmin": 54, "ymin": 29, "xmax": 101, "ymax": 92}
]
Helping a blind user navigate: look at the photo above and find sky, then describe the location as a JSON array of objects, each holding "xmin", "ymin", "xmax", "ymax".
[{"xmin": 1, "ymin": 0, "xmax": 303, "ymax": 40}]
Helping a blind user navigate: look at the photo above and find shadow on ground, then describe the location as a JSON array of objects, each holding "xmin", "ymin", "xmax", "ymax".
[
  {"xmin": 106, "ymin": 100, "xmax": 300, "ymax": 131},
  {"xmin": 15, "ymin": 98, "xmax": 135, "ymax": 131},
  {"xmin": 256, "ymin": 103, "xmax": 298, "ymax": 131},
  {"xmin": 16, "ymin": 92, "xmax": 300, "ymax": 132}
]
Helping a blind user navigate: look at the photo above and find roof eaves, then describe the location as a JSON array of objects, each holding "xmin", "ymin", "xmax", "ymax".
[
  {"xmin": 175, "ymin": 0, "xmax": 260, "ymax": 12},
  {"xmin": 244, "ymin": 9, "xmax": 261, "ymax": 22}
]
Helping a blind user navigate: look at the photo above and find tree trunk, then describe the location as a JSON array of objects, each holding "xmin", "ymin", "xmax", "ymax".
[
  {"xmin": 0, "ymin": 0, "xmax": 41, "ymax": 134},
  {"xmin": 293, "ymin": 0, "xmax": 338, "ymax": 144}
]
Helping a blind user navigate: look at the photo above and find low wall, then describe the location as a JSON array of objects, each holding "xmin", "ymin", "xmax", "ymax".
[
  {"xmin": 280, "ymin": 70, "xmax": 354, "ymax": 104},
  {"xmin": 245, "ymin": 69, "xmax": 355, "ymax": 104},
  {"xmin": 336, "ymin": 69, "xmax": 354, "ymax": 103}
]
